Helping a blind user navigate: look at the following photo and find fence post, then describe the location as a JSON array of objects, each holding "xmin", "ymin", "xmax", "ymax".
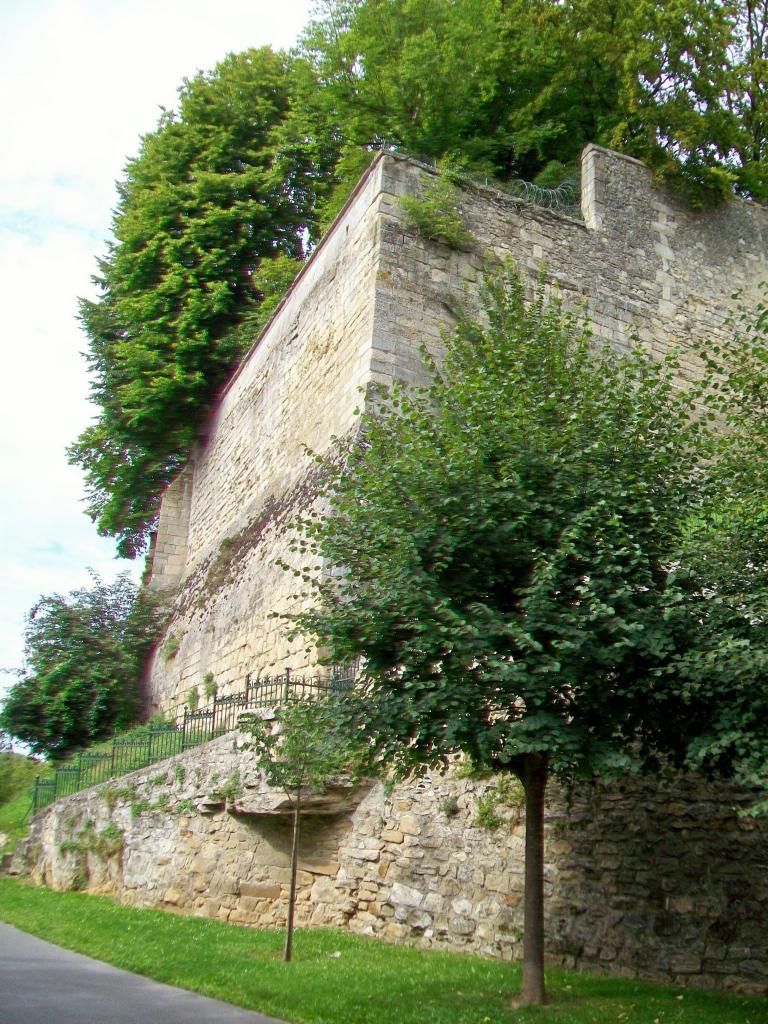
[
  {"xmin": 282, "ymin": 667, "xmax": 291, "ymax": 704},
  {"xmin": 110, "ymin": 736, "xmax": 117, "ymax": 778},
  {"xmin": 181, "ymin": 707, "xmax": 188, "ymax": 750},
  {"xmin": 210, "ymin": 697, "xmax": 217, "ymax": 741},
  {"xmin": 32, "ymin": 777, "xmax": 39, "ymax": 814},
  {"xmin": 147, "ymin": 726, "xmax": 154, "ymax": 764}
]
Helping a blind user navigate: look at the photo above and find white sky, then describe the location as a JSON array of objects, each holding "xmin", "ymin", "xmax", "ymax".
[{"xmin": 0, "ymin": 0, "xmax": 315, "ymax": 695}]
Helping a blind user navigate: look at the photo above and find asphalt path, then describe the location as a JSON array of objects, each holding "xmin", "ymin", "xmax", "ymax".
[{"xmin": 0, "ymin": 922, "xmax": 289, "ymax": 1024}]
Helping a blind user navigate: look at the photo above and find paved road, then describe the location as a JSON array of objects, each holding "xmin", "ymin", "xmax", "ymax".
[{"xmin": 0, "ymin": 923, "xmax": 289, "ymax": 1024}]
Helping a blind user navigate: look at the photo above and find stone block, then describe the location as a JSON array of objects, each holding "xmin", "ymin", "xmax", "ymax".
[
  {"xmin": 239, "ymin": 882, "xmax": 281, "ymax": 899},
  {"xmin": 300, "ymin": 861, "xmax": 338, "ymax": 876},
  {"xmin": 390, "ymin": 882, "xmax": 423, "ymax": 908},
  {"xmin": 398, "ymin": 815, "xmax": 421, "ymax": 836}
]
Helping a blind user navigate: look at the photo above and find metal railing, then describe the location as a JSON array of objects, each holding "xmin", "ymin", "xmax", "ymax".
[{"xmin": 32, "ymin": 666, "xmax": 356, "ymax": 814}]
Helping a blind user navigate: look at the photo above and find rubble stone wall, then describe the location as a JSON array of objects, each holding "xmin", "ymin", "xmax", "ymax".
[{"xmin": 15, "ymin": 733, "xmax": 767, "ymax": 995}]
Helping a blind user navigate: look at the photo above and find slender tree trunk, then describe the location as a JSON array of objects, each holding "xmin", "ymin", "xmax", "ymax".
[
  {"xmin": 284, "ymin": 785, "xmax": 301, "ymax": 962},
  {"xmin": 520, "ymin": 753, "xmax": 548, "ymax": 1005}
]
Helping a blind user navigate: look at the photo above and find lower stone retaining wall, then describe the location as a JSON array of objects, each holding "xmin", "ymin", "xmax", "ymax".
[{"xmin": 12, "ymin": 731, "xmax": 768, "ymax": 995}]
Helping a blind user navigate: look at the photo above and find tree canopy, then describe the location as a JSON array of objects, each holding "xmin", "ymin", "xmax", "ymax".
[
  {"xmin": 70, "ymin": 2, "xmax": 768, "ymax": 560},
  {"xmin": 69, "ymin": 48, "xmax": 321, "ymax": 557},
  {"xmin": 300, "ymin": 0, "xmax": 768, "ymax": 198},
  {"xmin": 0, "ymin": 574, "xmax": 159, "ymax": 758},
  {"xmin": 285, "ymin": 264, "xmax": 768, "ymax": 1003}
]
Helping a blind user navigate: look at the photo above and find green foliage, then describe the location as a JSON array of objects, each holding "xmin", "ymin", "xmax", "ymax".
[
  {"xmin": 289, "ymin": 262, "xmax": 715, "ymax": 785},
  {"xmin": 70, "ymin": 48, "xmax": 318, "ymax": 557},
  {"xmin": 474, "ymin": 777, "xmax": 525, "ymax": 831},
  {"xmin": 220, "ymin": 772, "xmax": 241, "ymax": 803},
  {"xmin": 173, "ymin": 764, "xmax": 186, "ymax": 788},
  {"xmin": 0, "ymin": 880, "xmax": 764, "ymax": 1023},
  {"xmin": 0, "ymin": 574, "xmax": 160, "ymax": 758},
  {"xmin": 666, "ymin": 288, "xmax": 768, "ymax": 809},
  {"xmin": 0, "ymin": 754, "xmax": 49, "ymax": 854},
  {"xmin": 202, "ymin": 673, "xmax": 217, "ymax": 701},
  {"xmin": 60, "ymin": 819, "xmax": 125, "ymax": 862},
  {"xmin": 438, "ymin": 794, "xmax": 459, "ymax": 817},
  {"xmin": 241, "ymin": 701, "xmax": 369, "ymax": 799},
  {"xmin": 474, "ymin": 792, "xmax": 503, "ymax": 831},
  {"xmin": 241, "ymin": 253, "xmax": 304, "ymax": 339},
  {"xmin": 0, "ymin": 752, "xmax": 38, "ymax": 807},
  {"xmin": 397, "ymin": 160, "xmax": 473, "ymax": 249},
  {"xmin": 130, "ymin": 798, "xmax": 153, "ymax": 819},
  {"xmin": 186, "ymin": 687, "xmax": 200, "ymax": 712},
  {"xmin": 93, "ymin": 822, "xmax": 125, "ymax": 858},
  {"xmin": 102, "ymin": 785, "xmax": 137, "ymax": 812},
  {"xmin": 300, "ymin": 0, "xmax": 768, "ymax": 199},
  {"xmin": 242, "ymin": 700, "xmax": 370, "ymax": 960},
  {"xmin": 161, "ymin": 633, "xmax": 180, "ymax": 662}
]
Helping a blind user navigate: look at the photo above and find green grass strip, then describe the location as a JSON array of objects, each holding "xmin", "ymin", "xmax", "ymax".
[
  {"xmin": 0, "ymin": 755, "xmax": 52, "ymax": 854},
  {"xmin": 0, "ymin": 880, "xmax": 765, "ymax": 1024}
]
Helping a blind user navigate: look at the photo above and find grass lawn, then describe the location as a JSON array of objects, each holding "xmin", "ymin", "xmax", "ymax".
[
  {"xmin": 0, "ymin": 879, "xmax": 765, "ymax": 1024},
  {"xmin": 0, "ymin": 754, "xmax": 51, "ymax": 855}
]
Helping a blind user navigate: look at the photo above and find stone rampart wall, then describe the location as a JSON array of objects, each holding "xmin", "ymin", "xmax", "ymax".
[
  {"xmin": 146, "ymin": 161, "xmax": 389, "ymax": 708},
  {"xmin": 146, "ymin": 146, "xmax": 768, "ymax": 715},
  {"xmin": 14, "ymin": 732, "xmax": 767, "ymax": 995}
]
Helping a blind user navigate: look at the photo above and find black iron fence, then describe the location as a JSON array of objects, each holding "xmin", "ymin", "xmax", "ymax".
[{"xmin": 32, "ymin": 666, "xmax": 356, "ymax": 814}]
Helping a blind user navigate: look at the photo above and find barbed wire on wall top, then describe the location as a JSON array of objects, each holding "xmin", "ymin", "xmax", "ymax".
[{"xmin": 370, "ymin": 141, "xmax": 583, "ymax": 220}]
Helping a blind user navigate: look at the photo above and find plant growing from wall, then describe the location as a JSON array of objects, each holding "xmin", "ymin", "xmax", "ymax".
[
  {"xmin": 474, "ymin": 776, "xmax": 524, "ymax": 831},
  {"xmin": 186, "ymin": 687, "xmax": 200, "ymax": 712},
  {"xmin": 58, "ymin": 818, "xmax": 125, "ymax": 891},
  {"xmin": 241, "ymin": 700, "xmax": 370, "ymax": 962},
  {"xmin": 162, "ymin": 633, "xmax": 181, "ymax": 662},
  {"xmin": 397, "ymin": 159, "xmax": 473, "ymax": 249},
  {"xmin": 438, "ymin": 794, "xmax": 459, "ymax": 818},
  {"xmin": 203, "ymin": 673, "xmax": 218, "ymax": 701}
]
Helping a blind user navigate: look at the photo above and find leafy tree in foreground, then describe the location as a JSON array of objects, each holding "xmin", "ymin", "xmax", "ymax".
[
  {"xmin": 241, "ymin": 700, "xmax": 369, "ymax": 961},
  {"xmin": 0, "ymin": 574, "xmax": 159, "ymax": 759},
  {"xmin": 286, "ymin": 264, "xmax": 732, "ymax": 1005}
]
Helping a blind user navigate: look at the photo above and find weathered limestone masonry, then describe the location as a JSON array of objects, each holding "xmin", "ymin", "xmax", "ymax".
[
  {"xmin": 146, "ymin": 144, "xmax": 768, "ymax": 712},
  {"xmin": 14, "ymin": 734, "xmax": 768, "ymax": 994},
  {"xmin": 15, "ymin": 149, "xmax": 768, "ymax": 995}
]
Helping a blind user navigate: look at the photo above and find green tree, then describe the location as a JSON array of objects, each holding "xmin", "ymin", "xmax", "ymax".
[
  {"xmin": 285, "ymin": 264, "xmax": 733, "ymax": 1005},
  {"xmin": 241, "ymin": 700, "xmax": 369, "ymax": 961},
  {"xmin": 301, "ymin": 1, "xmax": 768, "ymax": 200},
  {"xmin": 0, "ymin": 574, "xmax": 159, "ymax": 758},
  {"xmin": 70, "ymin": 48, "xmax": 321, "ymax": 558},
  {"xmin": 670, "ymin": 292, "xmax": 768, "ymax": 815}
]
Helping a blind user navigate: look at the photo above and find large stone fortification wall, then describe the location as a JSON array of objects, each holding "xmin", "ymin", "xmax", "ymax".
[
  {"xmin": 15, "ymin": 733, "xmax": 767, "ymax": 995},
  {"xmin": 146, "ymin": 145, "xmax": 768, "ymax": 714},
  {"xmin": 39, "ymin": 148, "xmax": 764, "ymax": 995}
]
